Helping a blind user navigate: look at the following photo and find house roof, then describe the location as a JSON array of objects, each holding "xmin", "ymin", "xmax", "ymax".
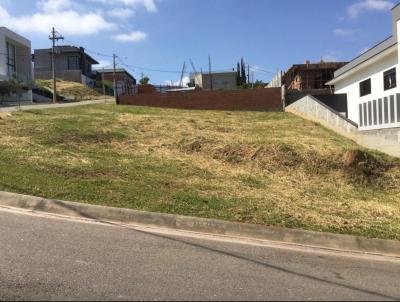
[
  {"xmin": 97, "ymin": 68, "xmax": 136, "ymax": 81},
  {"xmin": 328, "ymin": 3, "xmax": 400, "ymax": 83},
  {"xmin": 34, "ymin": 46, "xmax": 99, "ymax": 65},
  {"xmin": 0, "ymin": 26, "xmax": 31, "ymax": 47},
  {"xmin": 331, "ymin": 36, "xmax": 397, "ymax": 80}
]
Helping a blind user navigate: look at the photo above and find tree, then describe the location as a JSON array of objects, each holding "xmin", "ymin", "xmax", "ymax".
[
  {"xmin": 240, "ymin": 58, "xmax": 247, "ymax": 85},
  {"xmin": 8, "ymin": 75, "xmax": 24, "ymax": 110},
  {"xmin": 254, "ymin": 80, "xmax": 265, "ymax": 88},
  {"xmin": 0, "ymin": 81, "xmax": 10, "ymax": 105},
  {"xmin": 140, "ymin": 76, "xmax": 150, "ymax": 85},
  {"xmin": 236, "ymin": 62, "xmax": 241, "ymax": 86}
]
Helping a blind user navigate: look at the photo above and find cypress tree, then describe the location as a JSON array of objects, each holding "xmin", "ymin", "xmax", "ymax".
[
  {"xmin": 237, "ymin": 62, "xmax": 241, "ymax": 86},
  {"xmin": 241, "ymin": 58, "xmax": 247, "ymax": 84}
]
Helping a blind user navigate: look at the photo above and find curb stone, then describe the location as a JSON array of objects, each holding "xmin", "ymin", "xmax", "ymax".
[{"xmin": 1, "ymin": 190, "xmax": 400, "ymax": 257}]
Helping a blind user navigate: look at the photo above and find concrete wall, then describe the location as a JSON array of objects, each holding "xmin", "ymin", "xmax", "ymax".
[
  {"xmin": 286, "ymin": 95, "xmax": 358, "ymax": 136},
  {"xmin": 0, "ymin": 27, "xmax": 32, "ymax": 83},
  {"xmin": 119, "ymin": 88, "xmax": 283, "ymax": 111},
  {"xmin": 287, "ymin": 95, "xmax": 400, "ymax": 158}
]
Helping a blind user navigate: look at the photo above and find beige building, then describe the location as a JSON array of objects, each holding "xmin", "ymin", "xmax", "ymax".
[{"xmin": 192, "ymin": 71, "xmax": 237, "ymax": 90}]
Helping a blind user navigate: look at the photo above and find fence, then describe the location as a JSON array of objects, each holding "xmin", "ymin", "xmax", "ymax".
[{"xmin": 119, "ymin": 88, "xmax": 283, "ymax": 111}]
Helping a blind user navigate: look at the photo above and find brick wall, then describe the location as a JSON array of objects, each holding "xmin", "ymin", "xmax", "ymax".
[{"xmin": 119, "ymin": 88, "xmax": 283, "ymax": 111}]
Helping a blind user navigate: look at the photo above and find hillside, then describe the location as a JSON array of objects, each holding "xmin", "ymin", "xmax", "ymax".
[
  {"xmin": 0, "ymin": 104, "xmax": 399, "ymax": 240},
  {"xmin": 36, "ymin": 79, "xmax": 103, "ymax": 101}
]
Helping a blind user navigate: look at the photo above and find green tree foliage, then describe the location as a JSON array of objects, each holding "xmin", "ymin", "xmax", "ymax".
[{"xmin": 140, "ymin": 76, "xmax": 150, "ymax": 85}]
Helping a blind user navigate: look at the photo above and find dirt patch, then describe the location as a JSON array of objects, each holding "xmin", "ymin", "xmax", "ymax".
[
  {"xmin": 343, "ymin": 149, "xmax": 398, "ymax": 186},
  {"xmin": 178, "ymin": 137, "xmax": 213, "ymax": 154},
  {"xmin": 0, "ymin": 113, "xmax": 11, "ymax": 120}
]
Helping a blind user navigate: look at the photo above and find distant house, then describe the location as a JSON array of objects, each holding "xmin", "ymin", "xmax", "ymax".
[
  {"xmin": 33, "ymin": 46, "xmax": 99, "ymax": 86},
  {"xmin": 96, "ymin": 68, "xmax": 136, "ymax": 96},
  {"xmin": 326, "ymin": 4, "xmax": 400, "ymax": 131},
  {"xmin": 191, "ymin": 71, "xmax": 237, "ymax": 90},
  {"xmin": 0, "ymin": 27, "xmax": 32, "ymax": 102},
  {"xmin": 0, "ymin": 27, "xmax": 32, "ymax": 83},
  {"xmin": 283, "ymin": 61, "xmax": 348, "ymax": 90}
]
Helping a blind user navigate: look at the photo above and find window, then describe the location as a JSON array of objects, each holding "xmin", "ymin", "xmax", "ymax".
[
  {"xmin": 384, "ymin": 97, "xmax": 389, "ymax": 124},
  {"xmin": 6, "ymin": 42, "xmax": 16, "ymax": 76},
  {"xmin": 360, "ymin": 78, "xmax": 371, "ymax": 97},
  {"xmin": 368, "ymin": 101, "xmax": 372, "ymax": 126},
  {"xmin": 363, "ymin": 103, "xmax": 368, "ymax": 126},
  {"xmin": 390, "ymin": 95, "xmax": 395, "ymax": 123},
  {"xmin": 397, "ymin": 94, "xmax": 400, "ymax": 123},
  {"xmin": 67, "ymin": 56, "xmax": 80, "ymax": 70},
  {"xmin": 359, "ymin": 104, "xmax": 363, "ymax": 127},
  {"xmin": 378, "ymin": 98, "xmax": 383, "ymax": 124},
  {"xmin": 373, "ymin": 100, "xmax": 377, "ymax": 125},
  {"xmin": 384, "ymin": 68, "xmax": 396, "ymax": 90}
]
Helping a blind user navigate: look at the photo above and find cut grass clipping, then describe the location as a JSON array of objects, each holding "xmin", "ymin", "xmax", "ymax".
[{"xmin": 0, "ymin": 104, "xmax": 399, "ymax": 240}]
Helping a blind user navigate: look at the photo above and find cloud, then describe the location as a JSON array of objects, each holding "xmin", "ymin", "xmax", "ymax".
[
  {"xmin": 0, "ymin": 1, "xmax": 116, "ymax": 35},
  {"xmin": 37, "ymin": 0, "xmax": 74, "ymax": 12},
  {"xmin": 114, "ymin": 31, "xmax": 147, "ymax": 42},
  {"xmin": 108, "ymin": 7, "xmax": 135, "ymax": 19},
  {"xmin": 93, "ymin": 60, "xmax": 112, "ymax": 69},
  {"xmin": 333, "ymin": 28, "xmax": 357, "ymax": 36},
  {"xmin": 167, "ymin": 76, "xmax": 190, "ymax": 87},
  {"xmin": 88, "ymin": 0, "xmax": 157, "ymax": 12},
  {"xmin": 347, "ymin": 0, "xmax": 394, "ymax": 18},
  {"xmin": 115, "ymin": 0, "xmax": 157, "ymax": 12}
]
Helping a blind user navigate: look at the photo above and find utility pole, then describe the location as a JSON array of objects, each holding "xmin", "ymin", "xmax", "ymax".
[
  {"xmin": 102, "ymin": 67, "xmax": 106, "ymax": 103},
  {"xmin": 49, "ymin": 27, "xmax": 64, "ymax": 104},
  {"xmin": 208, "ymin": 55, "xmax": 213, "ymax": 91},
  {"xmin": 113, "ymin": 54, "xmax": 117, "ymax": 104},
  {"xmin": 180, "ymin": 62, "xmax": 186, "ymax": 87},
  {"xmin": 252, "ymin": 71, "xmax": 254, "ymax": 89},
  {"xmin": 247, "ymin": 64, "xmax": 250, "ymax": 85}
]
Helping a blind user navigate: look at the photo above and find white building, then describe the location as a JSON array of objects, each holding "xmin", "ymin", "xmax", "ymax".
[
  {"xmin": 191, "ymin": 71, "xmax": 237, "ymax": 90},
  {"xmin": 327, "ymin": 4, "xmax": 400, "ymax": 131},
  {"xmin": 0, "ymin": 27, "xmax": 32, "ymax": 83}
]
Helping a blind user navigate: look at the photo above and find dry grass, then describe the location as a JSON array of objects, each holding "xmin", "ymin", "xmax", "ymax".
[
  {"xmin": 0, "ymin": 104, "xmax": 399, "ymax": 240},
  {"xmin": 38, "ymin": 79, "xmax": 102, "ymax": 100}
]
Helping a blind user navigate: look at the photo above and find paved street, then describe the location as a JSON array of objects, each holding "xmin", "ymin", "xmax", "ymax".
[
  {"xmin": 0, "ymin": 207, "xmax": 399, "ymax": 301},
  {"xmin": 0, "ymin": 99, "xmax": 114, "ymax": 113}
]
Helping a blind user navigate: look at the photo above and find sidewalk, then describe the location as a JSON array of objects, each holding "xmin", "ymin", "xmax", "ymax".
[{"xmin": 0, "ymin": 98, "xmax": 115, "ymax": 113}]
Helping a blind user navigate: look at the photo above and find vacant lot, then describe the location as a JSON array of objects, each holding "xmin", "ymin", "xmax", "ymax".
[{"xmin": 0, "ymin": 104, "xmax": 399, "ymax": 240}]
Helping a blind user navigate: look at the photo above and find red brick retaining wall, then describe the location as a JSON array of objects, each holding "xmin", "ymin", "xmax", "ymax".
[{"xmin": 119, "ymin": 88, "xmax": 283, "ymax": 111}]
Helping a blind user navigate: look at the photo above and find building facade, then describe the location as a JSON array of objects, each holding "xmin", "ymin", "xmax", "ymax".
[
  {"xmin": 283, "ymin": 61, "xmax": 348, "ymax": 90},
  {"xmin": 0, "ymin": 27, "xmax": 32, "ymax": 102},
  {"xmin": 96, "ymin": 68, "xmax": 137, "ymax": 96},
  {"xmin": 191, "ymin": 71, "xmax": 237, "ymax": 90},
  {"xmin": 327, "ymin": 4, "xmax": 400, "ymax": 131},
  {"xmin": 34, "ymin": 46, "xmax": 99, "ymax": 86},
  {"xmin": 0, "ymin": 27, "xmax": 32, "ymax": 83}
]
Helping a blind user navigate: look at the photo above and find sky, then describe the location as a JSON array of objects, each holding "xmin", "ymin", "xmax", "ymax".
[{"xmin": 0, "ymin": 0, "xmax": 397, "ymax": 85}]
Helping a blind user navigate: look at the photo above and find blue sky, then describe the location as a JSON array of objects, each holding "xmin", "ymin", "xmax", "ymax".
[{"xmin": 0, "ymin": 0, "xmax": 396, "ymax": 84}]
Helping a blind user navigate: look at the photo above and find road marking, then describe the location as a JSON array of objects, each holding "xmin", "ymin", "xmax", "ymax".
[{"xmin": 1, "ymin": 205, "xmax": 399, "ymax": 263}]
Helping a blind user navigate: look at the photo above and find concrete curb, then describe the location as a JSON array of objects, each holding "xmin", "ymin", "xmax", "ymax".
[{"xmin": 1, "ymin": 190, "xmax": 400, "ymax": 257}]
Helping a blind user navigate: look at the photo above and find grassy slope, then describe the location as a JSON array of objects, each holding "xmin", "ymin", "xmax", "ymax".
[
  {"xmin": 0, "ymin": 104, "xmax": 399, "ymax": 240},
  {"xmin": 37, "ymin": 79, "xmax": 102, "ymax": 100}
]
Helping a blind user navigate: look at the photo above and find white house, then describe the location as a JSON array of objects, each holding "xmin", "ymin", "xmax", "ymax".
[{"xmin": 326, "ymin": 4, "xmax": 400, "ymax": 131}]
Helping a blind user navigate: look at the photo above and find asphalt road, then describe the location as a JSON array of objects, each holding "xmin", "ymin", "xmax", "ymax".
[
  {"xmin": 0, "ymin": 99, "xmax": 114, "ymax": 113},
  {"xmin": 1, "ymin": 207, "xmax": 399, "ymax": 301}
]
